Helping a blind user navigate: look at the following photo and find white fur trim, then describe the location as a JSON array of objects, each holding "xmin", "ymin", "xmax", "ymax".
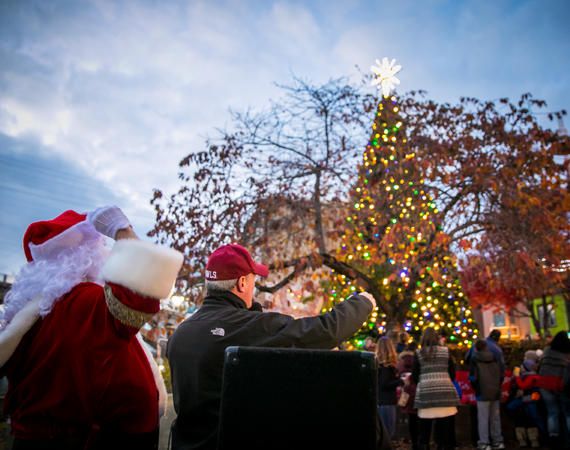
[
  {"xmin": 0, "ymin": 297, "xmax": 41, "ymax": 368},
  {"xmin": 101, "ymin": 240, "xmax": 183, "ymax": 299},
  {"xmin": 137, "ymin": 333, "xmax": 167, "ymax": 417}
]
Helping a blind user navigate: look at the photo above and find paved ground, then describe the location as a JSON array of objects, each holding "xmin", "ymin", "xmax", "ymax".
[
  {"xmin": 392, "ymin": 440, "xmax": 548, "ymax": 449},
  {"xmin": 158, "ymin": 395, "xmax": 550, "ymax": 449}
]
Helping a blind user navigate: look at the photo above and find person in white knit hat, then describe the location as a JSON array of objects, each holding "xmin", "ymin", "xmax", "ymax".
[{"xmin": 0, "ymin": 206, "xmax": 183, "ymax": 450}]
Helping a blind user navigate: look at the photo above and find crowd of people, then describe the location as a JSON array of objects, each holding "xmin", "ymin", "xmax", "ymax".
[
  {"xmin": 0, "ymin": 207, "xmax": 381, "ymax": 449},
  {"xmin": 0, "ymin": 206, "xmax": 569, "ymax": 450},
  {"xmin": 370, "ymin": 327, "xmax": 570, "ymax": 450}
]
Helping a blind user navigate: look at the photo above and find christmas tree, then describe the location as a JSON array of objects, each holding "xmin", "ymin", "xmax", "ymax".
[{"xmin": 326, "ymin": 58, "xmax": 477, "ymax": 349}]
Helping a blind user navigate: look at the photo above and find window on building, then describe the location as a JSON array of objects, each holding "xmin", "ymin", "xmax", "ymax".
[
  {"xmin": 538, "ymin": 304, "xmax": 557, "ymax": 329},
  {"xmin": 493, "ymin": 311, "xmax": 506, "ymax": 327}
]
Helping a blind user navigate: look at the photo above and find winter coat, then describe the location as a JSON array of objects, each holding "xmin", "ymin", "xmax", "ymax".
[
  {"xmin": 397, "ymin": 351, "xmax": 417, "ymax": 414},
  {"xmin": 538, "ymin": 347, "xmax": 570, "ymax": 391},
  {"xmin": 465, "ymin": 337, "xmax": 505, "ymax": 379},
  {"xmin": 469, "ymin": 349, "xmax": 501, "ymax": 401},
  {"xmin": 485, "ymin": 337, "xmax": 505, "ymax": 378},
  {"xmin": 1, "ymin": 282, "xmax": 166, "ymax": 444},
  {"xmin": 167, "ymin": 290, "xmax": 373, "ymax": 450},
  {"xmin": 412, "ymin": 346, "xmax": 459, "ymax": 410},
  {"xmin": 377, "ymin": 364, "xmax": 402, "ymax": 405}
]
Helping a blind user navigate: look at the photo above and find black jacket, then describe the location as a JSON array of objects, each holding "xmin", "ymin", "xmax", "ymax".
[
  {"xmin": 167, "ymin": 290, "xmax": 373, "ymax": 450},
  {"xmin": 377, "ymin": 365, "xmax": 402, "ymax": 405},
  {"xmin": 469, "ymin": 349, "xmax": 501, "ymax": 401}
]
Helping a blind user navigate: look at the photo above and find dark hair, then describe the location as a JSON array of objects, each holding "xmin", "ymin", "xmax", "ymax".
[
  {"xmin": 550, "ymin": 330, "xmax": 570, "ymax": 353},
  {"xmin": 420, "ymin": 327, "xmax": 440, "ymax": 359},
  {"xmin": 475, "ymin": 339, "xmax": 487, "ymax": 352},
  {"xmin": 407, "ymin": 341, "xmax": 418, "ymax": 352},
  {"xmin": 489, "ymin": 329, "xmax": 501, "ymax": 342}
]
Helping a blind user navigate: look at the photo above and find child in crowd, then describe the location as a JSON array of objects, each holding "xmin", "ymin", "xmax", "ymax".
[{"xmin": 507, "ymin": 350, "xmax": 545, "ymax": 447}]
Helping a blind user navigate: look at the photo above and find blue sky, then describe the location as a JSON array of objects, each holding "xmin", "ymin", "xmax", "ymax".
[{"xmin": 1, "ymin": 0, "xmax": 569, "ymax": 275}]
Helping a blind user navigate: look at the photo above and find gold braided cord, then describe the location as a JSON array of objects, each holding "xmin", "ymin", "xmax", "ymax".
[{"xmin": 104, "ymin": 284, "xmax": 154, "ymax": 329}]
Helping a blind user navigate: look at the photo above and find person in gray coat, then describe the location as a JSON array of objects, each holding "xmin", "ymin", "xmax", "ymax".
[{"xmin": 469, "ymin": 339, "xmax": 504, "ymax": 450}]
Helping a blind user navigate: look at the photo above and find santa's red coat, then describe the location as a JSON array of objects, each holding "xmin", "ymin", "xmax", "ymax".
[{"xmin": 1, "ymin": 282, "xmax": 160, "ymax": 439}]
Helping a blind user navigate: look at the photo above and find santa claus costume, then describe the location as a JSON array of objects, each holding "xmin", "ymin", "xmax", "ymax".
[{"xmin": 0, "ymin": 207, "xmax": 183, "ymax": 449}]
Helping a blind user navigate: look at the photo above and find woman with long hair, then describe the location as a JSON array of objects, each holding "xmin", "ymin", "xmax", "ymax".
[
  {"xmin": 412, "ymin": 327, "xmax": 459, "ymax": 450},
  {"xmin": 376, "ymin": 336, "xmax": 403, "ymax": 441}
]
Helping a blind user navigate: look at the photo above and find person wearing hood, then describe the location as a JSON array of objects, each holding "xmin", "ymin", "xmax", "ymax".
[
  {"xmin": 538, "ymin": 330, "xmax": 570, "ymax": 448},
  {"xmin": 466, "ymin": 330, "xmax": 505, "ymax": 379},
  {"xmin": 469, "ymin": 339, "xmax": 504, "ymax": 450}
]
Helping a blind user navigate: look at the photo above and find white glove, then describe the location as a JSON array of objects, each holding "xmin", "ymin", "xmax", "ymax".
[
  {"xmin": 357, "ymin": 291, "xmax": 377, "ymax": 310},
  {"xmin": 87, "ymin": 205, "xmax": 131, "ymax": 239}
]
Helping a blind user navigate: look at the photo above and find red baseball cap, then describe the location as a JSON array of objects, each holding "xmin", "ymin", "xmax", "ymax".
[{"xmin": 205, "ymin": 244, "xmax": 269, "ymax": 281}]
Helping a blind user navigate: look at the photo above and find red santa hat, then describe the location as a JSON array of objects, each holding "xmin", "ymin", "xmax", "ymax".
[
  {"xmin": 1, "ymin": 210, "xmax": 105, "ymax": 366},
  {"xmin": 22, "ymin": 210, "xmax": 100, "ymax": 263}
]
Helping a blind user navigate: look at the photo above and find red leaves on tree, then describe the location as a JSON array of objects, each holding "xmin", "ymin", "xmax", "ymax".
[{"xmin": 148, "ymin": 75, "xmax": 569, "ymax": 322}]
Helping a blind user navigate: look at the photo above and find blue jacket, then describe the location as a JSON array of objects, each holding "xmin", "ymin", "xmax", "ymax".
[
  {"xmin": 485, "ymin": 337, "xmax": 505, "ymax": 379},
  {"xmin": 469, "ymin": 349, "xmax": 502, "ymax": 401},
  {"xmin": 466, "ymin": 337, "xmax": 505, "ymax": 379}
]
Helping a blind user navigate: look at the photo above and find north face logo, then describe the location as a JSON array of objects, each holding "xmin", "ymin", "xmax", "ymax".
[{"xmin": 210, "ymin": 327, "xmax": 225, "ymax": 337}]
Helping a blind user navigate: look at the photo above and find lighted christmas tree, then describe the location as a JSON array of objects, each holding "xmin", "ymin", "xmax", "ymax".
[{"xmin": 326, "ymin": 58, "xmax": 478, "ymax": 349}]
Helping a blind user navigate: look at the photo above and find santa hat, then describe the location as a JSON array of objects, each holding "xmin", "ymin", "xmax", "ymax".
[
  {"xmin": 1, "ymin": 210, "xmax": 107, "ymax": 366},
  {"xmin": 23, "ymin": 210, "xmax": 99, "ymax": 262},
  {"xmin": 2, "ymin": 210, "xmax": 106, "ymax": 323}
]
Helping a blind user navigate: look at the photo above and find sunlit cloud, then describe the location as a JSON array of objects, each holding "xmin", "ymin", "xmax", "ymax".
[{"xmin": 0, "ymin": 0, "xmax": 568, "ymax": 274}]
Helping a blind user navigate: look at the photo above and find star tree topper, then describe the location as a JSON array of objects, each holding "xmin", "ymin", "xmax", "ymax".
[{"xmin": 371, "ymin": 57, "xmax": 402, "ymax": 97}]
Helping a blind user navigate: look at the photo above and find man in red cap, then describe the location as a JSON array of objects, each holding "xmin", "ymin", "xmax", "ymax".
[
  {"xmin": 0, "ymin": 206, "xmax": 183, "ymax": 449},
  {"xmin": 167, "ymin": 243, "xmax": 377, "ymax": 450}
]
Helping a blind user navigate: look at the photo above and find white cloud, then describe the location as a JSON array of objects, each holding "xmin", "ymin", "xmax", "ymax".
[
  {"xmin": 0, "ymin": 0, "xmax": 284, "ymax": 224},
  {"xmin": 0, "ymin": 0, "xmax": 568, "ymax": 275}
]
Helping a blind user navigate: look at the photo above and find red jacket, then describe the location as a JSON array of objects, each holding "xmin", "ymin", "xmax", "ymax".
[
  {"xmin": 1, "ymin": 282, "xmax": 159, "ymax": 439},
  {"xmin": 515, "ymin": 374, "xmax": 564, "ymax": 392}
]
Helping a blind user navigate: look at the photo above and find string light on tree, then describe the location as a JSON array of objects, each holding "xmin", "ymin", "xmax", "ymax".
[{"xmin": 325, "ymin": 58, "xmax": 478, "ymax": 349}]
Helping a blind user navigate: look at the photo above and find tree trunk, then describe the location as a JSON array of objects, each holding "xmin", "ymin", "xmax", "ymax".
[
  {"xmin": 313, "ymin": 170, "xmax": 326, "ymax": 253},
  {"xmin": 542, "ymin": 294, "xmax": 549, "ymax": 337},
  {"xmin": 527, "ymin": 297, "xmax": 542, "ymax": 338}
]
